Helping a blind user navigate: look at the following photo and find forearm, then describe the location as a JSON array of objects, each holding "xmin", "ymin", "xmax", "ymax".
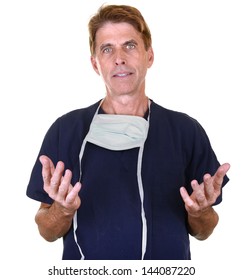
[
  {"xmin": 35, "ymin": 202, "xmax": 76, "ymax": 242},
  {"xmin": 187, "ymin": 206, "xmax": 219, "ymax": 240}
]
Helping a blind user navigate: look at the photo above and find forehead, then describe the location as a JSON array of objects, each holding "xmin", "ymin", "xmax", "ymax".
[{"xmin": 95, "ymin": 22, "xmax": 143, "ymax": 45}]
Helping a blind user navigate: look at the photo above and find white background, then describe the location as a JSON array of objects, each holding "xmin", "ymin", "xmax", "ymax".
[{"xmin": 0, "ymin": 0, "xmax": 242, "ymax": 278}]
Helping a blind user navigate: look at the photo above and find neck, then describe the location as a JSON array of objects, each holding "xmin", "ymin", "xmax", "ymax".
[{"xmin": 101, "ymin": 95, "xmax": 149, "ymax": 117}]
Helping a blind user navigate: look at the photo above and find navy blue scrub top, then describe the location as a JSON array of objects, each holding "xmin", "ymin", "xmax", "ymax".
[{"xmin": 26, "ymin": 100, "xmax": 229, "ymax": 260}]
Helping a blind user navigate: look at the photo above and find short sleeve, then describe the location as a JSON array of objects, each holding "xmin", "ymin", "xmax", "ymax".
[
  {"xmin": 184, "ymin": 117, "xmax": 229, "ymax": 205},
  {"xmin": 26, "ymin": 119, "xmax": 61, "ymax": 204}
]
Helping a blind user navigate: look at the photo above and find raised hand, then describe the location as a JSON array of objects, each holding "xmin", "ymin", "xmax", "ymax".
[
  {"xmin": 180, "ymin": 163, "xmax": 230, "ymax": 217},
  {"xmin": 39, "ymin": 155, "xmax": 81, "ymax": 212}
]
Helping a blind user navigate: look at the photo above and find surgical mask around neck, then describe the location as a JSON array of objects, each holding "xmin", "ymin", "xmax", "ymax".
[{"xmin": 84, "ymin": 113, "xmax": 149, "ymax": 151}]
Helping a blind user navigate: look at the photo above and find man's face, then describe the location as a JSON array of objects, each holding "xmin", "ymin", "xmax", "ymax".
[{"xmin": 91, "ymin": 22, "xmax": 154, "ymax": 98}]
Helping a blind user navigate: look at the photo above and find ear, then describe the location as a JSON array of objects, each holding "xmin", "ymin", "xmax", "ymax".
[
  {"xmin": 90, "ymin": 56, "xmax": 100, "ymax": 75},
  {"xmin": 147, "ymin": 47, "xmax": 154, "ymax": 68}
]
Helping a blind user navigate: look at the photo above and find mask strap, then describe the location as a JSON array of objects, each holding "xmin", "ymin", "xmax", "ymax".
[
  {"xmin": 73, "ymin": 101, "xmax": 103, "ymax": 260},
  {"xmin": 138, "ymin": 98, "xmax": 150, "ymax": 260},
  {"xmin": 137, "ymin": 143, "xmax": 147, "ymax": 259},
  {"xmin": 73, "ymin": 98, "xmax": 151, "ymax": 260}
]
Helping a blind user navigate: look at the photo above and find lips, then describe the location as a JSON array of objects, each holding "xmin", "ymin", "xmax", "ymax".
[{"xmin": 113, "ymin": 72, "xmax": 133, "ymax": 78}]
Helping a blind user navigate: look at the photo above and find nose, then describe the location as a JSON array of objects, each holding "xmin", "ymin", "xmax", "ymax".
[
  {"xmin": 115, "ymin": 59, "xmax": 125, "ymax": 65},
  {"xmin": 114, "ymin": 49, "xmax": 126, "ymax": 65}
]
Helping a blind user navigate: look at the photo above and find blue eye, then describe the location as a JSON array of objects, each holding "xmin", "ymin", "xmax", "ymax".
[
  {"xmin": 102, "ymin": 47, "xmax": 112, "ymax": 54},
  {"xmin": 126, "ymin": 43, "xmax": 136, "ymax": 49}
]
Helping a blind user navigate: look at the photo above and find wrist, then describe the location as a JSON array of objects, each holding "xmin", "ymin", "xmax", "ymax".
[{"xmin": 51, "ymin": 201, "xmax": 76, "ymax": 219}]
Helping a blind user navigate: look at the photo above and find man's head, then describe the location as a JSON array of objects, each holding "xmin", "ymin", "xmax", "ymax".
[{"xmin": 88, "ymin": 4, "xmax": 152, "ymax": 56}]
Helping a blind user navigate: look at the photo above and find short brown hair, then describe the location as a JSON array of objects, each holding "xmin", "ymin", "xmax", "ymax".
[{"xmin": 88, "ymin": 4, "xmax": 152, "ymax": 55}]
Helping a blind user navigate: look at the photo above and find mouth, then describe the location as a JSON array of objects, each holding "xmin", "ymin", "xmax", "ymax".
[{"xmin": 113, "ymin": 72, "xmax": 133, "ymax": 78}]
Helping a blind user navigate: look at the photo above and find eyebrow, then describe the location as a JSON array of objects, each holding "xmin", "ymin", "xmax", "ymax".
[
  {"xmin": 100, "ymin": 43, "xmax": 113, "ymax": 52},
  {"xmin": 123, "ymin": 39, "xmax": 138, "ymax": 46},
  {"xmin": 99, "ymin": 39, "xmax": 138, "ymax": 52}
]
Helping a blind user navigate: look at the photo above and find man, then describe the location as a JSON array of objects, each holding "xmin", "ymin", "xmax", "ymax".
[{"xmin": 26, "ymin": 4, "xmax": 230, "ymax": 260}]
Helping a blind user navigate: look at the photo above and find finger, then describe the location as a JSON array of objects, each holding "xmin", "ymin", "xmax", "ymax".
[
  {"xmin": 66, "ymin": 182, "xmax": 82, "ymax": 207},
  {"xmin": 180, "ymin": 187, "xmax": 194, "ymax": 207},
  {"xmin": 203, "ymin": 174, "xmax": 215, "ymax": 202},
  {"xmin": 39, "ymin": 155, "xmax": 55, "ymax": 173},
  {"xmin": 39, "ymin": 155, "xmax": 55, "ymax": 186},
  {"xmin": 56, "ymin": 169, "xmax": 73, "ymax": 201},
  {"xmin": 49, "ymin": 161, "xmax": 65, "ymax": 197},
  {"xmin": 191, "ymin": 180, "xmax": 207, "ymax": 209},
  {"xmin": 213, "ymin": 163, "xmax": 231, "ymax": 193},
  {"xmin": 180, "ymin": 186, "xmax": 200, "ymax": 214}
]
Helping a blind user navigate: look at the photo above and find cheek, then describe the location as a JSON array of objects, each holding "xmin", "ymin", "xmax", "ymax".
[
  {"xmin": 97, "ymin": 65, "xmax": 110, "ymax": 81},
  {"xmin": 97, "ymin": 58, "xmax": 112, "ymax": 77}
]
